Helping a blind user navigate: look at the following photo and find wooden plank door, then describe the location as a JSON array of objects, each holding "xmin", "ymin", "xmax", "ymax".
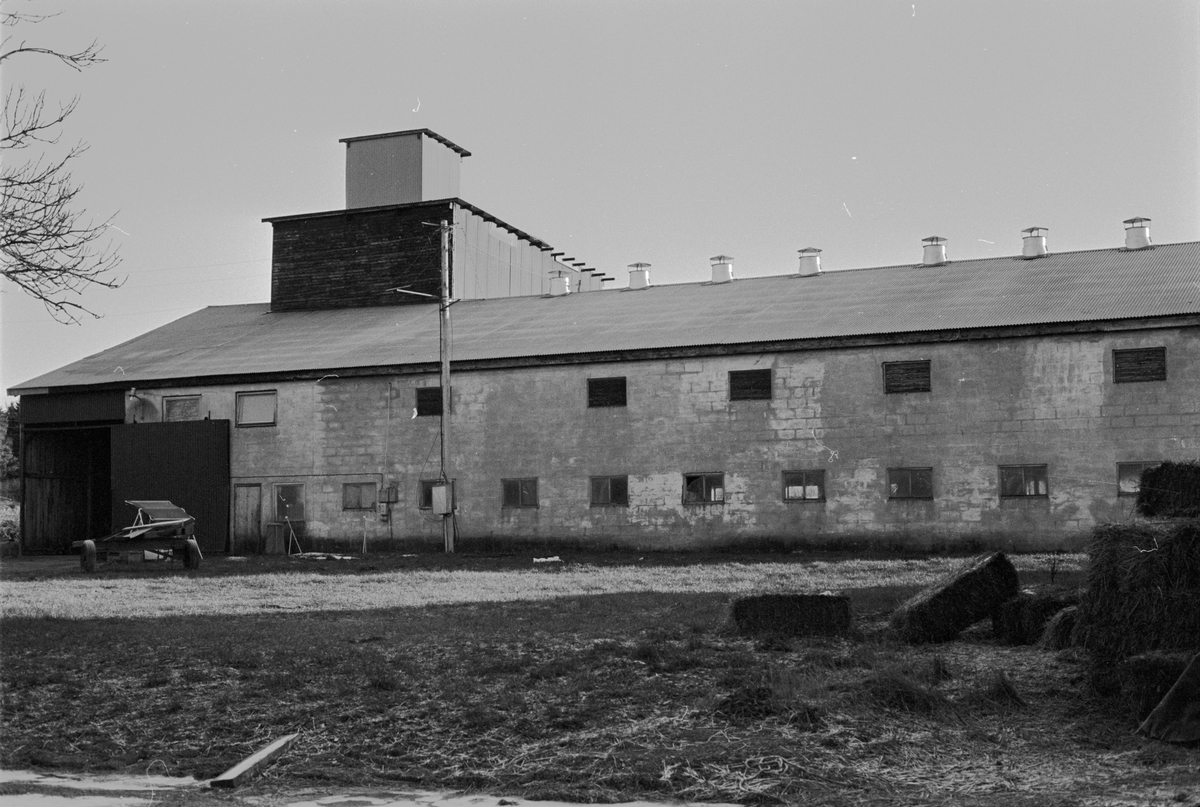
[{"xmin": 233, "ymin": 485, "xmax": 262, "ymax": 555}]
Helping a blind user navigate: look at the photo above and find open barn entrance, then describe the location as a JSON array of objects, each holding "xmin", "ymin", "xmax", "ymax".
[{"xmin": 21, "ymin": 427, "xmax": 112, "ymax": 554}]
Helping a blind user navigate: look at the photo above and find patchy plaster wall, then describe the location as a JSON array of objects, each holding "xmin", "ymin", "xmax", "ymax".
[{"xmin": 136, "ymin": 324, "xmax": 1199, "ymax": 552}]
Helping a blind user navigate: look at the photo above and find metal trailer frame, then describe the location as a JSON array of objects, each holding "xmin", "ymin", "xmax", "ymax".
[{"xmin": 72, "ymin": 500, "xmax": 202, "ymax": 572}]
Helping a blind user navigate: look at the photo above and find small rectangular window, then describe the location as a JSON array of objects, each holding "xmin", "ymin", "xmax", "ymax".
[
  {"xmin": 342, "ymin": 482, "xmax": 377, "ymax": 510},
  {"xmin": 1118, "ymin": 462, "xmax": 1158, "ymax": 497},
  {"xmin": 237, "ymin": 391, "xmax": 277, "ymax": 426},
  {"xmin": 999, "ymin": 465, "xmax": 1048, "ymax": 498},
  {"xmin": 416, "ymin": 387, "xmax": 443, "ymax": 416},
  {"xmin": 274, "ymin": 484, "xmax": 305, "ymax": 520},
  {"xmin": 502, "ymin": 478, "xmax": 538, "ymax": 508},
  {"xmin": 883, "ymin": 361, "xmax": 932, "ymax": 393},
  {"xmin": 587, "ymin": 377, "xmax": 627, "ymax": 407},
  {"xmin": 684, "ymin": 472, "xmax": 725, "ymax": 504},
  {"xmin": 1113, "ymin": 347, "xmax": 1167, "ymax": 383},
  {"xmin": 590, "ymin": 475, "xmax": 629, "ymax": 506},
  {"xmin": 163, "ymin": 396, "xmax": 201, "ymax": 422},
  {"xmin": 729, "ymin": 369, "xmax": 772, "ymax": 401},
  {"xmin": 888, "ymin": 467, "xmax": 933, "ymax": 499},
  {"xmin": 783, "ymin": 470, "xmax": 825, "ymax": 502}
]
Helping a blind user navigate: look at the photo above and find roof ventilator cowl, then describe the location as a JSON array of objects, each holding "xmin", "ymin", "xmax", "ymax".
[
  {"xmin": 1124, "ymin": 217, "xmax": 1152, "ymax": 250},
  {"xmin": 1021, "ymin": 227, "xmax": 1048, "ymax": 259},
  {"xmin": 710, "ymin": 255, "xmax": 734, "ymax": 284},
  {"xmin": 627, "ymin": 263, "xmax": 651, "ymax": 290},
  {"xmin": 922, "ymin": 236, "xmax": 947, "ymax": 266},
  {"xmin": 548, "ymin": 272, "xmax": 570, "ymax": 297},
  {"xmin": 797, "ymin": 247, "xmax": 822, "ymax": 276}
]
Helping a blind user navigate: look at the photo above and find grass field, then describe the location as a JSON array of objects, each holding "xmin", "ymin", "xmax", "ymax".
[{"xmin": 2, "ymin": 550, "xmax": 1198, "ymax": 807}]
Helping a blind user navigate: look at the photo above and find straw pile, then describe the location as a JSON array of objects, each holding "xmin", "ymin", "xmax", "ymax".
[
  {"xmin": 1075, "ymin": 520, "xmax": 1200, "ymax": 664},
  {"xmin": 1136, "ymin": 461, "xmax": 1200, "ymax": 518},
  {"xmin": 1038, "ymin": 605, "xmax": 1079, "ymax": 651},
  {"xmin": 992, "ymin": 589, "xmax": 1080, "ymax": 645},
  {"xmin": 727, "ymin": 593, "xmax": 852, "ymax": 637},
  {"xmin": 889, "ymin": 552, "xmax": 1019, "ymax": 644},
  {"xmin": 1116, "ymin": 651, "xmax": 1194, "ymax": 721}
]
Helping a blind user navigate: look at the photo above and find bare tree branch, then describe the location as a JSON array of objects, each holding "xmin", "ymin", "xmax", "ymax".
[{"xmin": 0, "ymin": 2, "xmax": 121, "ymax": 323}]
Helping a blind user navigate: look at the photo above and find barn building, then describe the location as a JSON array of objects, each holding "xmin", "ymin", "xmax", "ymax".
[{"xmin": 12, "ymin": 131, "xmax": 1200, "ymax": 554}]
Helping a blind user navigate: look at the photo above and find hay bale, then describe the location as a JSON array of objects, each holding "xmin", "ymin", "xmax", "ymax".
[
  {"xmin": 1137, "ymin": 652, "xmax": 1200, "ymax": 744},
  {"xmin": 1117, "ymin": 651, "xmax": 1194, "ymax": 721},
  {"xmin": 1038, "ymin": 605, "xmax": 1079, "ymax": 651},
  {"xmin": 1076, "ymin": 520, "xmax": 1200, "ymax": 665},
  {"xmin": 889, "ymin": 552, "xmax": 1020, "ymax": 644},
  {"xmin": 993, "ymin": 589, "xmax": 1080, "ymax": 645},
  {"xmin": 1136, "ymin": 461, "xmax": 1200, "ymax": 519},
  {"xmin": 728, "ymin": 593, "xmax": 852, "ymax": 637}
]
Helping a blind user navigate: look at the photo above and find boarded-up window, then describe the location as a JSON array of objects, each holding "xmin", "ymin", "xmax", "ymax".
[
  {"xmin": 342, "ymin": 482, "xmax": 377, "ymax": 510},
  {"xmin": 783, "ymin": 470, "xmax": 825, "ymax": 502},
  {"xmin": 1113, "ymin": 347, "xmax": 1167, "ymax": 383},
  {"xmin": 163, "ymin": 396, "xmax": 200, "ymax": 422},
  {"xmin": 587, "ymin": 377, "xmax": 627, "ymax": 407},
  {"xmin": 502, "ymin": 478, "xmax": 538, "ymax": 508},
  {"xmin": 1118, "ymin": 462, "xmax": 1158, "ymax": 497},
  {"xmin": 999, "ymin": 465, "xmax": 1048, "ymax": 498},
  {"xmin": 883, "ymin": 361, "xmax": 932, "ymax": 393},
  {"xmin": 416, "ymin": 387, "xmax": 443, "ymax": 416},
  {"xmin": 888, "ymin": 467, "xmax": 933, "ymax": 499},
  {"xmin": 236, "ymin": 391, "xmax": 276, "ymax": 426},
  {"xmin": 274, "ymin": 484, "xmax": 305, "ymax": 520},
  {"xmin": 684, "ymin": 472, "xmax": 725, "ymax": 504},
  {"xmin": 730, "ymin": 369, "xmax": 772, "ymax": 400},
  {"xmin": 590, "ymin": 475, "xmax": 629, "ymax": 506}
]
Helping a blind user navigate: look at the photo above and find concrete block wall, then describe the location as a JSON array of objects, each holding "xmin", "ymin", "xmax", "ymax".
[{"xmin": 137, "ymin": 323, "xmax": 1198, "ymax": 552}]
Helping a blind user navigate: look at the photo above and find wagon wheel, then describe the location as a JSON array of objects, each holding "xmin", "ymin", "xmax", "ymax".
[
  {"xmin": 184, "ymin": 538, "xmax": 202, "ymax": 570},
  {"xmin": 80, "ymin": 540, "xmax": 97, "ymax": 573}
]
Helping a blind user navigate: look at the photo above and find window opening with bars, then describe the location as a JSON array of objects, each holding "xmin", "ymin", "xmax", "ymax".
[
  {"xmin": 888, "ymin": 467, "xmax": 933, "ymax": 499},
  {"xmin": 684, "ymin": 473, "xmax": 725, "ymax": 504},
  {"xmin": 342, "ymin": 482, "xmax": 377, "ymax": 510},
  {"xmin": 590, "ymin": 475, "xmax": 629, "ymax": 506},
  {"xmin": 783, "ymin": 470, "xmax": 825, "ymax": 502},
  {"xmin": 502, "ymin": 478, "xmax": 538, "ymax": 508},
  {"xmin": 999, "ymin": 465, "xmax": 1048, "ymax": 498}
]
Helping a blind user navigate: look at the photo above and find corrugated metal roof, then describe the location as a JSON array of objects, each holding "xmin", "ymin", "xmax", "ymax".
[{"xmin": 14, "ymin": 242, "xmax": 1200, "ymax": 392}]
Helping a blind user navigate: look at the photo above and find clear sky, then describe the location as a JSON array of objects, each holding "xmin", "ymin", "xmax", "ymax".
[{"xmin": 3, "ymin": 0, "xmax": 1198, "ymax": 396}]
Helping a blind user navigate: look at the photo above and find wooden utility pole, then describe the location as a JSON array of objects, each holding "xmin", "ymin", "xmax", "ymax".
[{"xmin": 439, "ymin": 216, "xmax": 454, "ymax": 553}]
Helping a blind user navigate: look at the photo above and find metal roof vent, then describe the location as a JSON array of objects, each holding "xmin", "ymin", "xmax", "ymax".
[
  {"xmin": 1021, "ymin": 227, "xmax": 1048, "ymax": 259},
  {"xmin": 710, "ymin": 255, "xmax": 734, "ymax": 284},
  {"xmin": 627, "ymin": 262, "xmax": 651, "ymax": 289},
  {"xmin": 1124, "ymin": 217, "xmax": 1152, "ymax": 250},
  {"xmin": 549, "ymin": 273, "xmax": 571, "ymax": 297},
  {"xmin": 921, "ymin": 236, "xmax": 947, "ymax": 266},
  {"xmin": 797, "ymin": 247, "xmax": 822, "ymax": 277}
]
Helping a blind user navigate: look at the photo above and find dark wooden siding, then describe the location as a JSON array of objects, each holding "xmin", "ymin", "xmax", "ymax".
[
  {"xmin": 110, "ymin": 420, "xmax": 230, "ymax": 553},
  {"xmin": 587, "ymin": 377, "xmax": 627, "ymax": 407},
  {"xmin": 270, "ymin": 203, "xmax": 451, "ymax": 311},
  {"xmin": 21, "ymin": 428, "xmax": 111, "ymax": 553},
  {"xmin": 882, "ymin": 360, "xmax": 932, "ymax": 393},
  {"xmin": 22, "ymin": 391, "xmax": 126, "ymax": 425},
  {"xmin": 1113, "ymin": 347, "xmax": 1167, "ymax": 383},
  {"xmin": 729, "ymin": 369, "xmax": 772, "ymax": 400}
]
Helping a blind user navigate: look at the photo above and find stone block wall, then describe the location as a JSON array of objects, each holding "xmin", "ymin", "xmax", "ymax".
[{"xmin": 137, "ymin": 323, "xmax": 1199, "ymax": 552}]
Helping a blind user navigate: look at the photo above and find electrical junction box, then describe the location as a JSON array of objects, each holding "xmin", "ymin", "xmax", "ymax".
[
  {"xmin": 431, "ymin": 482, "xmax": 454, "ymax": 515},
  {"xmin": 377, "ymin": 502, "xmax": 389, "ymax": 522}
]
